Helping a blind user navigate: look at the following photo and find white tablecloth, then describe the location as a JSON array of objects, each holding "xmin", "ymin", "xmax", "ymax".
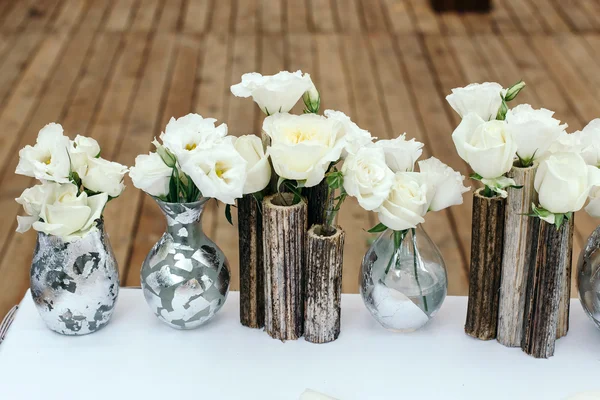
[{"xmin": 1, "ymin": 289, "xmax": 600, "ymax": 400}]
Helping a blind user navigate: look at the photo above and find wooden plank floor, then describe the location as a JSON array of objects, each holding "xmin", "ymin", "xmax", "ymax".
[{"xmin": 2, "ymin": 0, "xmax": 600, "ymax": 319}]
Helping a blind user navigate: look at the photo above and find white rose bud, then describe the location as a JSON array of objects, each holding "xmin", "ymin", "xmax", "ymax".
[
  {"xmin": 372, "ymin": 133, "xmax": 423, "ymax": 173},
  {"xmin": 418, "ymin": 157, "xmax": 470, "ymax": 212},
  {"xmin": 152, "ymin": 138, "xmax": 177, "ymax": 168},
  {"xmin": 180, "ymin": 142, "xmax": 247, "ymax": 204},
  {"xmin": 535, "ymin": 152, "xmax": 600, "ymax": 214},
  {"xmin": 230, "ymin": 70, "xmax": 313, "ymax": 115},
  {"xmin": 233, "ymin": 135, "xmax": 271, "ymax": 194},
  {"xmin": 342, "ymin": 147, "xmax": 394, "ymax": 211},
  {"xmin": 324, "ymin": 109, "xmax": 373, "ymax": 157},
  {"xmin": 446, "ymin": 82, "xmax": 505, "ymax": 121},
  {"xmin": 263, "ymin": 113, "xmax": 345, "ymax": 187},
  {"xmin": 33, "ymin": 183, "xmax": 108, "ymax": 240},
  {"xmin": 575, "ymin": 119, "xmax": 600, "ymax": 167},
  {"xmin": 81, "ymin": 157, "xmax": 128, "ymax": 197},
  {"xmin": 16, "ymin": 123, "xmax": 71, "ymax": 183},
  {"xmin": 129, "ymin": 152, "xmax": 173, "ymax": 197},
  {"xmin": 376, "ymin": 172, "xmax": 429, "ymax": 231},
  {"xmin": 302, "ymin": 74, "xmax": 320, "ymax": 114},
  {"xmin": 452, "ymin": 112, "xmax": 517, "ymax": 179},
  {"xmin": 160, "ymin": 114, "xmax": 228, "ymax": 164},
  {"xmin": 506, "ymin": 104, "xmax": 567, "ymax": 164}
]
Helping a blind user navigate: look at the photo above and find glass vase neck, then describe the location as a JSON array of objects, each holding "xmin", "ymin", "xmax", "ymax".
[{"xmin": 154, "ymin": 198, "xmax": 208, "ymax": 237}]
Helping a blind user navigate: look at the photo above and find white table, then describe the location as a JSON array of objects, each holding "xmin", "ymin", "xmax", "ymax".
[{"xmin": 1, "ymin": 289, "xmax": 600, "ymax": 400}]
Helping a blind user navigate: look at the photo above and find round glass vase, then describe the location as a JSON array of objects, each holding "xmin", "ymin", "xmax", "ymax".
[
  {"xmin": 577, "ymin": 226, "xmax": 600, "ymax": 329},
  {"xmin": 140, "ymin": 198, "xmax": 230, "ymax": 330},
  {"xmin": 359, "ymin": 225, "xmax": 448, "ymax": 332},
  {"xmin": 30, "ymin": 219, "xmax": 120, "ymax": 335}
]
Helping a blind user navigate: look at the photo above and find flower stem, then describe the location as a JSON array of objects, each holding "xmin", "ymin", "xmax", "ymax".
[{"xmin": 411, "ymin": 228, "xmax": 428, "ymax": 313}]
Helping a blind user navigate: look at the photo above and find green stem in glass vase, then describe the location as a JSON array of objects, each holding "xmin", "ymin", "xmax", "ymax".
[{"xmin": 411, "ymin": 227, "xmax": 428, "ymax": 313}]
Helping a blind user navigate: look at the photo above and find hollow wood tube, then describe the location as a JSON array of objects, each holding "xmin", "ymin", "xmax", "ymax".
[
  {"xmin": 521, "ymin": 219, "xmax": 572, "ymax": 358},
  {"xmin": 556, "ymin": 216, "xmax": 574, "ymax": 339},
  {"xmin": 238, "ymin": 194, "xmax": 264, "ymax": 329},
  {"xmin": 263, "ymin": 193, "xmax": 307, "ymax": 341},
  {"xmin": 497, "ymin": 165, "xmax": 538, "ymax": 347},
  {"xmin": 304, "ymin": 225, "xmax": 345, "ymax": 344},
  {"xmin": 465, "ymin": 188, "xmax": 506, "ymax": 340},
  {"xmin": 303, "ymin": 180, "xmax": 330, "ymax": 228}
]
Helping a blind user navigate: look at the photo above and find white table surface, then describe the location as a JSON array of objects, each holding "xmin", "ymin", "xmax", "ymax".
[{"xmin": 1, "ymin": 289, "xmax": 600, "ymax": 400}]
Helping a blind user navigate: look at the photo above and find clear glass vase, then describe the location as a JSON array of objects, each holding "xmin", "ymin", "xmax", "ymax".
[
  {"xmin": 578, "ymin": 226, "xmax": 600, "ymax": 329},
  {"xmin": 360, "ymin": 225, "xmax": 448, "ymax": 332},
  {"xmin": 140, "ymin": 198, "xmax": 230, "ymax": 329}
]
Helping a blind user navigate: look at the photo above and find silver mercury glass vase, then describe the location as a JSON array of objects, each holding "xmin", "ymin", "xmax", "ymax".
[
  {"xmin": 578, "ymin": 225, "xmax": 600, "ymax": 329},
  {"xmin": 30, "ymin": 219, "xmax": 119, "ymax": 335},
  {"xmin": 360, "ymin": 226, "xmax": 447, "ymax": 332},
  {"xmin": 140, "ymin": 198, "xmax": 230, "ymax": 329}
]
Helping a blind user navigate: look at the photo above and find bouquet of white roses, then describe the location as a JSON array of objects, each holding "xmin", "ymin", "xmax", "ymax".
[
  {"xmin": 129, "ymin": 113, "xmax": 271, "ymax": 209},
  {"xmin": 15, "ymin": 123, "xmax": 128, "ymax": 241},
  {"xmin": 231, "ymin": 70, "xmax": 374, "ymax": 232}
]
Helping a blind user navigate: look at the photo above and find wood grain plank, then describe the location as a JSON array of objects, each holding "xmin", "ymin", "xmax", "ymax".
[
  {"xmin": 52, "ymin": 0, "xmax": 88, "ymax": 32},
  {"xmin": 448, "ymin": 35, "xmax": 490, "ymax": 83},
  {"xmin": 235, "ymin": 0, "xmax": 258, "ymax": 33},
  {"xmin": 1, "ymin": 0, "xmax": 37, "ymax": 32},
  {"xmin": 529, "ymin": 0, "xmax": 571, "ymax": 33},
  {"xmin": 358, "ymin": 0, "xmax": 388, "ymax": 32},
  {"xmin": 210, "ymin": 0, "xmax": 233, "ymax": 33},
  {"xmin": 551, "ymin": 0, "xmax": 595, "ymax": 32},
  {"xmin": 440, "ymin": 12, "xmax": 468, "ymax": 35},
  {"xmin": 156, "ymin": 0, "xmax": 183, "ymax": 31},
  {"xmin": 492, "ymin": 0, "xmax": 522, "ymax": 34},
  {"xmin": 286, "ymin": 0, "xmax": 309, "ymax": 33},
  {"xmin": 126, "ymin": 35, "xmax": 202, "ymax": 286},
  {"xmin": 380, "ymin": 0, "xmax": 414, "ymax": 34},
  {"xmin": 183, "ymin": 0, "xmax": 212, "ymax": 33},
  {"xmin": 131, "ymin": 0, "xmax": 161, "ymax": 32},
  {"xmin": 332, "ymin": 0, "xmax": 362, "ymax": 33},
  {"xmin": 227, "ymin": 35, "xmax": 259, "ymax": 135},
  {"xmin": 260, "ymin": 0, "xmax": 283, "ymax": 33},
  {"xmin": 104, "ymin": 0, "xmax": 138, "ymax": 32},
  {"xmin": 308, "ymin": 0, "xmax": 337, "ymax": 33},
  {"xmin": 462, "ymin": 13, "xmax": 494, "ymax": 34},
  {"xmin": 504, "ymin": 0, "xmax": 546, "ymax": 33},
  {"xmin": 102, "ymin": 33, "xmax": 176, "ymax": 279},
  {"xmin": 287, "ymin": 33, "xmax": 315, "ymax": 115},
  {"xmin": 405, "ymin": 0, "xmax": 441, "ymax": 34},
  {"xmin": 579, "ymin": 0, "xmax": 600, "ymax": 31}
]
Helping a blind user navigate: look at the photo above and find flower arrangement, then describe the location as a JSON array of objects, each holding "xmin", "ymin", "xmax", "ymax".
[
  {"xmin": 129, "ymin": 113, "xmax": 271, "ymax": 207},
  {"xmin": 15, "ymin": 123, "xmax": 127, "ymax": 241}
]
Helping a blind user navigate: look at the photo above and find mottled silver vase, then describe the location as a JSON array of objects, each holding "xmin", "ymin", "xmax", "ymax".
[
  {"xmin": 30, "ymin": 219, "xmax": 119, "ymax": 335},
  {"xmin": 578, "ymin": 225, "xmax": 600, "ymax": 329},
  {"xmin": 141, "ymin": 199, "xmax": 230, "ymax": 329}
]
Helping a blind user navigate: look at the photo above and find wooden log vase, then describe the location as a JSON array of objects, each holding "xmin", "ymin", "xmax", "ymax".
[
  {"xmin": 522, "ymin": 219, "xmax": 573, "ymax": 358},
  {"xmin": 465, "ymin": 188, "xmax": 506, "ymax": 340},
  {"xmin": 303, "ymin": 180, "xmax": 330, "ymax": 228},
  {"xmin": 238, "ymin": 194, "xmax": 264, "ymax": 329},
  {"xmin": 497, "ymin": 165, "xmax": 538, "ymax": 347},
  {"xmin": 557, "ymin": 216, "xmax": 574, "ymax": 339},
  {"xmin": 304, "ymin": 224, "xmax": 345, "ymax": 344},
  {"xmin": 263, "ymin": 193, "xmax": 307, "ymax": 341}
]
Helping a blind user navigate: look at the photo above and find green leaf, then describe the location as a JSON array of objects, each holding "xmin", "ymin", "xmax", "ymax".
[
  {"xmin": 470, "ymin": 173, "xmax": 483, "ymax": 181},
  {"xmin": 496, "ymin": 98, "xmax": 508, "ymax": 121},
  {"xmin": 393, "ymin": 230, "xmax": 403, "ymax": 250},
  {"xmin": 367, "ymin": 223, "xmax": 388, "ymax": 233},
  {"xmin": 555, "ymin": 213, "xmax": 565, "ymax": 230},
  {"xmin": 276, "ymin": 177, "xmax": 286, "ymax": 193},
  {"xmin": 225, "ymin": 204, "xmax": 233, "ymax": 225},
  {"xmin": 326, "ymin": 171, "xmax": 344, "ymax": 189}
]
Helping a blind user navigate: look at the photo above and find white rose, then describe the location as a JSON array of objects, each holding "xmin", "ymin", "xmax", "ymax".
[
  {"xmin": 160, "ymin": 114, "xmax": 228, "ymax": 163},
  {"xmin": 372, "ymin": 133, "xmax": 424, "ymax": 173},
  {"xmin": 130, "ymin": 152, "xmax": 173, "ymax": 197},
  {"xmin": 342, "ymin": 147, "xmax": 394, "ymax": 211},
  {"xmin": 452, "ymin": 112, "xmax": 517, "ymax": 179},
  {"xmin": 263, "ymin": 113, "xmax": 344, "ymax": 187},
  {"xmin": 446, "ymin": 82, "xmax": 506, "ymax": 121},
  {"xmin": 575, "ymin": 119, "xmax": 600, "ymax": 167},
  {"xmin": 15, "ymin": 183, "xmax": 56, "ymax": 233},
  {"xmin": 535, "ymin": 152, "xmax": 600, "ymax": 214},
  {"xmin": 230, "ymin": 70, "xmax": 313, "ymax": 115},
  {"xmin": 418, "ymin": 157, "xmax": 470, "ymax": 212},
  {"xmin": 233, "ymin": 135, "xmax": 271, "ymax": 194},
  {"xmin": 324, "ymin": 109, "xmax": 373, "ymax": 157},
  {"xmin": 376, "ymin": 172, "xmax": 428, "ymax": 231},
  {"xmin": 81, "ymin": 157, "xmax": 128, "ymax": 197},
  {"xmin": 506, "ymin": 104, "xmax": 567, "ymax": 163},
  {"xmin": 546, "ymin": 131, "xmax": 583, "ymax": 156},
  {"xmin": 180, "ymin": 142, "xmax": 247, "ymax": 204},
  {"xmin": 69, "ymin": 135, "xmax": 101, "ymax": 177},
  {"xmin": 15, "ymin": 123, "xmax": 71, "ymax": 183},
  {"xmin": 32, "ymin": 183, "xmax": 108, "ymax": 240},
  {"xmin": 585, "ymin": 184, "xmax": 600, "ymax": 218}
]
